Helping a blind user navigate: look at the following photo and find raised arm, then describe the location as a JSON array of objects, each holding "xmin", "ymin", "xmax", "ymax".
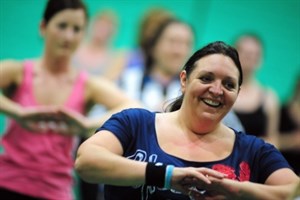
[
  {"xmin": 84, "ymin": 76, "xmax": 142, "ymax": 130},
  {"xmin": 0, "ymin": 60, "xmax": 24, "ymax": 118},
  {"xmin": 204, "ymin": 168, "xmax": 299, "ymax": 200},
  {"xmin": 75, "ymin": 130, "xmax": 226, "ymax": 194},
  {"xmin": 75, "ymin": 130, "xmax": 146, "ymax": 185},
  {"xmin": 30, "ymin": 75, "xmax": 143, "ymax": 137},
  {"xmin": 0, "ymin": 60, "xmax": 65, "ymax": 132}
]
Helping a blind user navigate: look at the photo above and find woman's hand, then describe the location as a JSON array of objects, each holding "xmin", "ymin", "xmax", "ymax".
[
  {"xmin": 180, "ymin": 177, "xmax": 252, "ymax": 200},
  {"xmin": 55, "ymin": 108, "xmax": 91, "ymax": 136},
  {"xmin": 197, "ymin": 178, "xmax": 248, "ymax": 200},
  {"xmin": 192, "ymin": 177, "xmax": 296, "ymax": 200},
  {"xmin": 15, "ymin": 106, "xmax": 61, "ymax": 132},
  {"xmin": 15, "ymin": 106, "xmax": 91, "ymax": 136},
  {"xmin": 170, "ymin": 167, "xmax": 226, "ymax": 199}
]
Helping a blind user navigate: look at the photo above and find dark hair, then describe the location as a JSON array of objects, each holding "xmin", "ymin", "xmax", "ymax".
[
  {"xmin": 138, "ymin": 8, "xmax": 174, "ymax": 50},
  {"xmin": 141, "ymin": 18, "xmax": 194, "ymax": 91},
  {"xmin": 43, "ymin": 0, "xmax": 88, "ymax": 25},
  {"xmin": 165, "ymin": 41, "xmax": 243, "ymax": 112}
]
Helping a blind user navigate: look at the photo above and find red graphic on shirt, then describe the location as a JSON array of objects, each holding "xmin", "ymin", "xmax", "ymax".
[
  {"xmin": 212, "ymin": 164, "xmax": 237, "ymax": 180},
  {"xmin": 212, "ymin": 162, "xmax": 250, "ymax": 181},
  {"xmin": 239, "ymin": 161, "xmax": 250, "ymax": 181}
]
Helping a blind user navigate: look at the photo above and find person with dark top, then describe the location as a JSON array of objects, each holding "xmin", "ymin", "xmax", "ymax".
[
  {"xmin": 233, "ymin": 33, "xmax": 280, "ymax": 147},
  {"xmin": 279, "ymin": 75, "xmax": 300, "ymax": 175},
  {"xmin": 75, "ymin": 41, "xmax": 299, "ymax": 200},
  {"xmin": 234, "ymin": 95, "xmax": 267, "ymax": 135}
]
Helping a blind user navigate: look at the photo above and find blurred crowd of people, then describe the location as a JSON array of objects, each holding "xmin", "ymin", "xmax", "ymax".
[{"xmin": 0, "ymin": 0, "xmax": 299, "ymax": 200}]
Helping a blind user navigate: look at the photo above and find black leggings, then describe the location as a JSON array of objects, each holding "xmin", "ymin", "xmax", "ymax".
[{"xmin": 0, "ymin": 187, "xmax": 44, "ymax": 200}]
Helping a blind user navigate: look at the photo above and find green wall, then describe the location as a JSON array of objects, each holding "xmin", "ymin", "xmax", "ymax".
[{"xmin": 0, "ymin": 0, "xmax": 300, "ymax": 131}]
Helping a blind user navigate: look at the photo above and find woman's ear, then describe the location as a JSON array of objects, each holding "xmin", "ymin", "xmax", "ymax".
[
  {"xmin": 180, "ymin": 70, "xmax": 187, "ymax": 94},
  {"xmin": 39, "ymin": 21, "xmax": 46, "ymax": 37},
  {"xmin": 238, "ymin": 86, "xmax": 241, "ymax": 93}
]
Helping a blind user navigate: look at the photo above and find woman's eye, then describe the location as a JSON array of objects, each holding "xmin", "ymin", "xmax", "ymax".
[
  {"xmin": 200, "ymin": 76, "xmax": 213, "ymax": 82},
  {"xmin": 58, "ymin": 22, "xmax": 67, "ymax": 30},
  {"xmin": 73, "ymin": 26, "xmax": 81, "ymax": 33},
  {"xmin": 224, "ymin": 81, "xmax": 236, "ymax": 90}
]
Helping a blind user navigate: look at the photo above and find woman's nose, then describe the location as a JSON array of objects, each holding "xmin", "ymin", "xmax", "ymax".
[
  {"xmin": 209, "ymin": 82, "xmax": 223, "ymax": 96},
  {"xmin": 64, "ymin": 28, "xmax": 75, "ymax": 40}
]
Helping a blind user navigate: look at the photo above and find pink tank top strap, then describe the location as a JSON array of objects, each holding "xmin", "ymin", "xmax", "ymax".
[
  {"xmin": 23, "ymin": 60, "xmax": 34, "ymax": 79},
  {"xmin": 65, "ymin": 70, "xmax": 88, "ymax": 113},
  {"xmin": 18, "ymin": 60, "xmax": 34, "ymax": 92},
  {"xmin": 11, "ymin": 60, "xmax": 35, "ymax": 106}
]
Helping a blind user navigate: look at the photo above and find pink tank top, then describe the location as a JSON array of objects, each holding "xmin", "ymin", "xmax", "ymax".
[{"xmin": 0, "ymin": 61, "xmax": 87, "ymax": 199}]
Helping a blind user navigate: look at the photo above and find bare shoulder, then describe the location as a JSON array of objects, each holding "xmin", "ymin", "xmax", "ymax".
[
  {"xmin": 0, "ymin": 59, "xmax": 24, "ymax": 87},
  {"xmin": 85, "ymin": 74, "xmax": 116, "ymax": 92},
  {"xmin": 264, "ymin": 87, "xmax": 279, "ymax": 108},
  {"xmin": 265, "ymin": 168, "xmax": 299, "ymax": 185},
  {"xmin": 0, "ymin": 59, "xmax": 23, "ymax": 70},
  {"xmin": 84, "ymin": 74, "xmax": 124, "ymax": 103},
  {"xmin": 266, "ymin": 87, "xmax": 279, "ymax": 100}
]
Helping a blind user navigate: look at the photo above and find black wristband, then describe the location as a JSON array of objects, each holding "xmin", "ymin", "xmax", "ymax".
[{"xmin": 145, "ymin": 162, "xmax": 166, "ymax": 187}]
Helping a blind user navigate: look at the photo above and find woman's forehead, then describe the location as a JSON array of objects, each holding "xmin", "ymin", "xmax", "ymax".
[
  {"xmin": 50, "ymin": 9, "xmax": 86, "ymax": 24},
  {"xmin": 191, "ymin": 55, "xmax": 239, "ymax": 77}
]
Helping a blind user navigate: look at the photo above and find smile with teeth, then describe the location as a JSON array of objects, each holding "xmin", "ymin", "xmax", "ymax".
[{"xmin": 202, "ymin": 98, "xmax": 222, "ymax": 107}]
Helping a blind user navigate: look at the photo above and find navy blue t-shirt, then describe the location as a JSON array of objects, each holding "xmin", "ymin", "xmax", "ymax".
[{"xmin": 97, "ymin": 108, "xmax": 291, "ymax": 200}]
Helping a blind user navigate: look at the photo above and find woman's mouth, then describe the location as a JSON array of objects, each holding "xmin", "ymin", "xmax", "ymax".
[{"xmin": 202, "ymin": 98, "xmax": 222, "ymax": 108}]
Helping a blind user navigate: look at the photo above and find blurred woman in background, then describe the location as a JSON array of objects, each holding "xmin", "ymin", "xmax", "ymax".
[
  {"xmin": 233, "ymin": 33, "xmax": 280, "ymax": 146},
  {"xmin": 120, "ymin": 18, "xmax": 194, "ymax": 111},
  {"xmin": 73, "ymin": 9, "xmax": 126, "ymax": 81},
  {"xmin": 279, "ymin": 74, "xmax": 300, "ymax": 175},
  {"xmin": 0, "ymin": 0, "xmax": 139, "ymax": 199}
]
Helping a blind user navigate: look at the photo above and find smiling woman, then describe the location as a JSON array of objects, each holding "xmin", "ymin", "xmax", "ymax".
[
  {"xmin": 75, "ymin": 41, "xmax": 299, "ymax": 200},
  {"xmin": 177, "ymin": 54, "xmax": 240, "ymax": 128}
]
